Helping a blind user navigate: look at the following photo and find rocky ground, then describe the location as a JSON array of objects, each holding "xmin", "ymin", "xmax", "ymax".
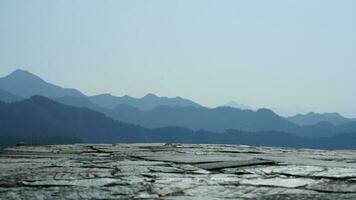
[{"xmin": 1, "ymin": 143, "xmax": 356, "ymax": 199}]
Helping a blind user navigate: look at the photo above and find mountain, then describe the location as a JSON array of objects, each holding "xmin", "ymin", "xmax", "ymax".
[
  {"xmin": 89, "ymin": 93, "xmax": 202, "ymax": 110},
  {"xmin": 287, "ymin": 112, "xmax": 355, "ymax": 125},
  {"xmin": 0, "ymin": 96, "xmax": 147, "ymax": 145},
  {"xmin": 223, "ymin": 101, "xmax": 253, "ymax": 110},
  {"xmin": 0, "ymin": 69, "xmax": 85, "ymax": 98},
  {"xmin": 107, "ymin": 104, "xmax": 299, "ymax": 133},
  {"xmin": 2, "ymin": 69, "xmax": 355, "ymax": 140},
  {"xmin": 1, "ymin": 96, "xmax": 356, "ymax": 150},
  {"xmin": 0, "ymin": 70, "xmax": 202, "ymax": 111},
  {"xmin": 50, "ymin": 95, "xmax": 356, "ymax": 138},
  {"xmin": 0, "ymin": 89, "xmax": 23, "ymax": 102},
  {"xmin": 102, "ymin": 104, "xmax": 356, "ymax": 138}
]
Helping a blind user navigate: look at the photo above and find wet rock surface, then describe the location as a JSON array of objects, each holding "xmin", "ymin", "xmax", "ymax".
[{"xmin": 1, "ymin": 143, "xmax": 356, "ymax": 199}]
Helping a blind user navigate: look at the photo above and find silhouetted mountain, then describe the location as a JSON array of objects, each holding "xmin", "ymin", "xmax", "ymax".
[
  {"xmin": 287, "ymin": 112, "xmax": 355, "ymax": 125},
  {"xmin": 223, "ymin": 101, "xmax": 253, "ymax": 110},
  {"xmin": 0, "ymin": 96, "xmax": 146, "ymax": 145},
  {"xmin": 89, "ymin": 93, "xmax": 202, "ymax": 110},
  {"xmin": 296, "ymin": 121, "xmax": 337, "ymax": 137},
  {"xmin": 2, "ymin": 69, "xmax": 356, "ymax": 144},
  {"xmin": 107, "ymin": 104, "xmax": 299, "ymax": 133},
  {"xmin": 1, "ymin": 96, "xmax": 356, "ymax": 150},
  {"xmin": 0, "ymin": 70, "xmax": 202, "ymax": 110},
  {"xmin": 280, "ymin": 120, "xmax": 356, "ymax": 138},
  {"xmin": 102, "ymin": 104, "xmax": 356, "ymax": 138},
  {"xmin": 0, "ymin": 69, "xmax": 85, "ymax": 98},
  {"xmin": 43, "ymin": 94, "xmax": 356, "ymax": 138},
  {"xmin": 0, "ymin": 89, "xmax": 23, "ymax": 102}
]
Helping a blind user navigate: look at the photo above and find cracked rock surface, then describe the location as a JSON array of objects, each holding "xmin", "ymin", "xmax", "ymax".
[{"xmin": 1, "ymin": 143, "xmax": 356, "ymax": 199}]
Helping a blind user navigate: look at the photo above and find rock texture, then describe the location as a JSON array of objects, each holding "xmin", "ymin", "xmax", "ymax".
[{"xmin": 1, "ymin": 143, "xmax": 356, "ymax": 199}]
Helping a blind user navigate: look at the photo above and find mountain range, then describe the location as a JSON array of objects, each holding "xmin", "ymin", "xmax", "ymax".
[
  {"xmin": 105, "ymin": 104, "xmax": 356, "ymax": 138},
  {"xmin": 287, "ymin": 112, "xmax": 356, "ymax": 126},
  {"xmin": 108, "ymin": 105, "xmax": 298, "ymax": 133},
  {"xmin": 90, "ymin": 93, "xmax": 201, "ymax": 110},
  {"xmin": 0, "ymin": 69, "xmax": 201, "ymax": 110},
  {"xmin": 0, "ymin": 95, "xmax": 146, "ymax": 144},
  {"xmin": 41, "ymin": 93, "xmax": 356, "ymax": 138},
  {"xmin": 1, "ymin": 95, "xmax": 356, "ymax": 150},
  {"xmin": 1, "ymin": 69, "xmax": 356, "ymax": 149},
  {"xmin": 0, "ymin": 69, "xmax": 85, "ymax": 98}
]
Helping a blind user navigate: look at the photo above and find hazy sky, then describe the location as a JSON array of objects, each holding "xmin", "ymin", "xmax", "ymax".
[{"xmin": 0, "ymin": 0, "xmax": 355, "ymax": 117}]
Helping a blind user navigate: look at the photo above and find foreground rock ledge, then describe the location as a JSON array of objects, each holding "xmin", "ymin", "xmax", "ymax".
[{"xmin": 1, "ymin": 144, "xmax": 356, "ymax": 199}]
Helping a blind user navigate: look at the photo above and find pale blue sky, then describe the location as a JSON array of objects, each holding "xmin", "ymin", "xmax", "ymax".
[{"xmin": 0, "ymin": 0, "xmax": 355, "ymax": 117}]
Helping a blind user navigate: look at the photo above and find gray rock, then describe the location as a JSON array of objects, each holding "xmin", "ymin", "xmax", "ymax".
[{"xmin": 1, "ymin": 143, "xmax": 356, "ymax": 199}]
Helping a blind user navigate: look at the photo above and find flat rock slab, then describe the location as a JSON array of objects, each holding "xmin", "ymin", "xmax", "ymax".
[
  {"xmin": 1, "ymin": 143, "xmax": 356, "ymax": 199},
  {"xmin": 195, "ymin": 159, "xmax": 276, "ymax": 170}
]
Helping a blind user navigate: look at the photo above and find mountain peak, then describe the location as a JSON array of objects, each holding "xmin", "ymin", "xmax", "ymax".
[
  {"xmin": 142, "ymin": 93, "xmax": 159, "ymax": 99},
  {"xmin": 6, "ymin": 69, "xmax": 42, "ymax": 81},
  {"xmin": 307, "ymin": 112, "xmax": 316, "ymax": 115},
  {"xmin": 325, "ymin": 112, "xmax": 343, "ymax": 117},
  {"xmin": 12, "ymin": 69, "xmax": 30, "ymax": 74},
  {"xmin": 97, "ymin": 93, "xmax": 114, "ymax": 97},
  {"xmin": 0, "ymin": 69, "xmax": 84, "ymax": 98},
  {"xmin": 224, "ymin": 101, "xmax": 252, "ymax": 110},
  {"xmin": 257, "ymin": 108, "xmax": 276, "ymax": 115}
]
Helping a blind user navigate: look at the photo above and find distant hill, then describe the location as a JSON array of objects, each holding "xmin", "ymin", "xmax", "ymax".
[
  {"xmin": 1, "ymin": 69, "xmax": 356, "ymax": 141},
  {"xmin": 0, "ymin": 70, "xmax": 201, "ymax": 110},
  {"xmin": 1, "ymin": 96, "xmax": 356, "ymax": 150},
  {"xmin": 48, "ymin": 95, "xmax": 356, "ymax": 138},
  {"xmin": 222, "ymin": 101, "xmax": 253, "ymax": 110},
  {"xmin": 49, "ymin": 96, "xmax": 356, "ymax": 138},
  {"xmin": 292, "ymin": 121, "xmax": 356, "ymax": 138},
  {"xmin": 0, "ymin": 69, "xmax": 85, "ymax": 98},
  {"xmin": 103, "ymin": 104, "xmax": 356, "ymax": 138},
  {"xmin": 107, "ymin": 104, "xmax": 299, "ymax": 133},
  {"xmin": 0, "ymin": 89, "xmax": 23, "ymax": 103},
  {"xmin": 287, "ymin": 112, "xmax": 355, "ymax": 125},
  {"xmin": 0, "ymin": 96, "xmax": 146, "ymax": 145},
  {"xmin": 89, "ymin": 93, "xmax": 202, "ymax": 110}
]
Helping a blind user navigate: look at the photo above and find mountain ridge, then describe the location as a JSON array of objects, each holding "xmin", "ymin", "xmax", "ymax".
[
  {"xmin": 1, "ymin": 69, "xmax": 356, "ymax": 140},
  {"xmin": 107, "ymin": 104, "xmax": 299, "ymax": 133},
  {"xmin": 1, "ymin": 95, "xmax": 356, "ymax": 150},
  {"xmin": 0, "ymin": 95, "xmax": 146, "ymax": 144},
  {"xmin": 89, "ymin": 92, "xmax": 202, "ymax": 110},
  {"xmin": 0, "ymin": 69, "xmax": 85, "ymax": 98},
  {"xmin": 287, "ymin": 112, "xmax": 356, "ymax": 125},
  {"xmin": 0, "ymin": 69, "xmax": 202, "ymax": 110}
]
